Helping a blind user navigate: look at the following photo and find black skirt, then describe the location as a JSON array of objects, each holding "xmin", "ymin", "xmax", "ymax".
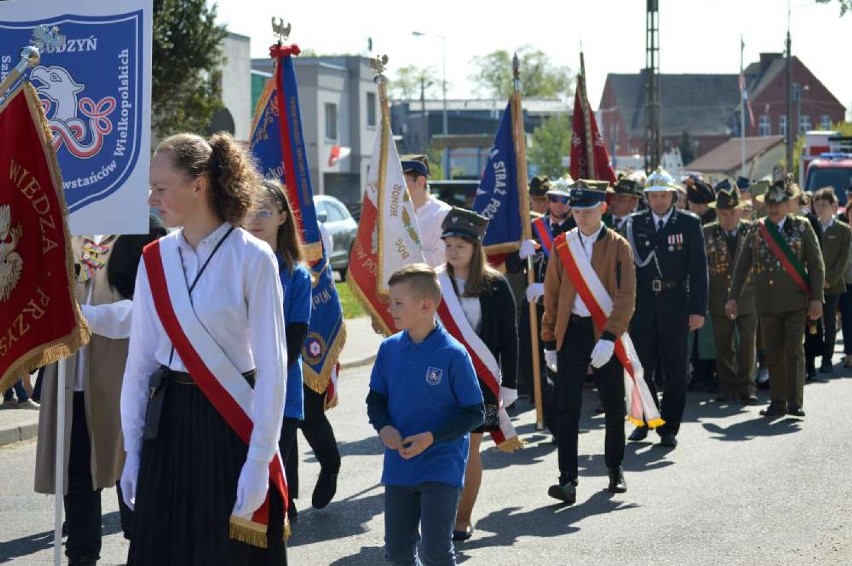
[{"xmin": 128, "ymin": 379, "xmax": 286, "ymax": 566}]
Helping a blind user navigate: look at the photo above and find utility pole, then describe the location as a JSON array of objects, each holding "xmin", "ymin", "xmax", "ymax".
[
  {"xmin": 785, "ymin": 21, "xmax": 793, "ymax": 173},
  {"xmin": 645, "ymin": 0, "xmax": 661, "ymax": 173},
  {"xmin": 420, "ymin": 76, "xmax": 429, "ymax": 154}
]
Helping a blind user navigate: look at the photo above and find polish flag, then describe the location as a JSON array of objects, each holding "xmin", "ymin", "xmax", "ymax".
[{"xmin": 328, "ymin": 145, "xmax": 351, "ymax": 166}]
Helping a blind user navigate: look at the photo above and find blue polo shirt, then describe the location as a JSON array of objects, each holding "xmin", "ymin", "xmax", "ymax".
[
  {"xmin": 277, "ymin": 255, "xmax": 312, "ymax": 420},
  {"xmin": 369, "ymin": 324, "xmax": 483, "ymax": 488}
]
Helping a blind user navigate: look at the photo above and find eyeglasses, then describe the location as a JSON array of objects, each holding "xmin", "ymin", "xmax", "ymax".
[
  {"xmin": 247, "ymin": 208, "xmax": 274, "ymax": 221},
  {"xmin": 548, "ymin": 195, "xmax": 570, "ymax": 204}
]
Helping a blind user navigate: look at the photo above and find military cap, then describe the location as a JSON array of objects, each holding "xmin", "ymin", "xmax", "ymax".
[
  {"xmin": 755, "ymin": 179, "xmax": 796, "ymax": 204},
  {"xmin": 400, "ymin": 154, "xmax": 430, "ymax": 177},
  {"xmin": 614, "ymin": 178, "xmax": 643, "ymax": 198},
  {"xmin": 644, "ymin": 166, "xmax": 679, "ymax": 192},
  {"xmin": 687, "ymin": 180, "xmax": 715, "ymax": 204},
  {"xmin": 714, "ymin": 178, "xmax": 733, "ymax": 193},
  {"xmin": 546, "ymin": 176, "xmax": 573, "ymax": 198},
  {"xmin": 736, "ymin": 176, "xmax": 750, "ymax": 190},
  {"xmin": 568, "ymin": 180, "xmax": 608, "ymax": 209},
  {"xmin": 440, "ymin": 207, "xmax": 490, "ymax": 242},
  {"xmin": 750, "ymin": 180, "xmax": 770, "ymax": 199},
  {"xmin": 709, "ymin": 185, "xmax": 746, "ymax": 210},
  {"xmin": 529, "ymin": 175, "xmax": 552, "ymax": 196}
]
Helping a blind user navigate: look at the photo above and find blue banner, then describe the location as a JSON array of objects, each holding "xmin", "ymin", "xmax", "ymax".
[
  {"xmin": 250, "ymin": 46, "xmax": 346, "ymax": 396},
  {"xmin": 473, "ymin": 102, "xmax": 521, "ymax": 250}
]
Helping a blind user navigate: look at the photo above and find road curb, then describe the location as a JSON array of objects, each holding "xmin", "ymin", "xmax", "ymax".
[
  {"xmin": 0, "ymin": 419, "xmax": 38, "ymax": 447},
  {"xmin": 341, "ymin": 354, "xmax": 377, "ymax": 369}
]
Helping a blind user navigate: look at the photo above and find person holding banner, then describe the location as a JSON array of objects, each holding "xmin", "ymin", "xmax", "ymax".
[
  {"xmin": 541, "ymin": 184, "xmax": 645, "ymax": 504},
  {"xmin": 245, "ymin": 179, "xmax": 314, "ymax": 520},
  {"xmin": 726, "ymin": 180, "xmax": 825, "ymax": 418},
  {"xmin": 434, "ymin": 207, "xmax": 520, "ymax": 541},
  {"xmin": 402, "ymin": 155, "xmax": 452, "ymax": 267},
  {"xmin": 120, "ymin": 133, "xmax": 289, "ymax": 564}
]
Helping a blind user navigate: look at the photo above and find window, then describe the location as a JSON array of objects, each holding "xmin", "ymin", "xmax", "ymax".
[
  {"xmin": 758, "ymin": 115, "xmax": 771, "ymax": 136},
  {"xmin": 779, "ymin": 115, "xmax": 787, "ymax": 138},
  {"xmin": 366, "ymin": 92, "xmax": 377, "ymax": 127},
  {"xmin": 324, "ymin": 103, "xmax": 338, "ymax": 140},
  {"xmin": 820, "ymin": 115, "xmax": 832, "ymax": 130},
  {"xmin": 799, "ymin": 115, "xmax": 811, "ymax": 133},
  {"xmin": 325, "ymin": 201, "xmax": 347, "ymax": 222}
]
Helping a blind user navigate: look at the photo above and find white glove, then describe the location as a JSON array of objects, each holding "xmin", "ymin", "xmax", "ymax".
[
  {"xmin": 501, "ymin": 386, "xmax": 518, "ymax": 407},
  {"xmin": 590, "ymin": 339, "xmax": 615, "ymax": 369},
  {"xmin": 519, "ymin": 239, "xmax": 539, "ymax": 260},
  {"xmin": 544, "ymin": 349, "xmax": 558, "ymax": 373},
  {"xmin": 525, "ymin": 283, "xmax": 545, "ymax": 303},
  {"xmin": 120, "ymin": 452, "xmax": 140, "ymax": 511},
  {"xmin": 233, "ymin": 458, "xmax": 269, "ymax": 519}
]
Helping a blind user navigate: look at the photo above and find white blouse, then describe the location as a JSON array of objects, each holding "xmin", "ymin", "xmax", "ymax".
[
  {"xmin": 454, "ymin": 276, "xmax": 482, "ymax": 334},
  {"xmin": 120, "ymin": 223, "xmax": 287, "ymax": 464}
]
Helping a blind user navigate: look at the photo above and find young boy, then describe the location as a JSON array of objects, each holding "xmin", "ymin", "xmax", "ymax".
[{"xmin": 366, "ymin": 263, "xmax": 484, "ymax": 566}]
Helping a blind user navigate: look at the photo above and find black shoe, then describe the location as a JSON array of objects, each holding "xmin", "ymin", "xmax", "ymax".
[
  {"xmin": 287, "ymin": 499, "xmax": 298, "ymax": 522},
  {"xmin": 819, "ymin": 364, "xmax": 834, "ymax": 375},
  {"xmin": 68, "ymin": 559, "xmax": 97, "ymax": 566},
  {"xmin": 759, "ymin": 403, "xmax": 786, "ymax": 417},
  {"xmin": 787, "ymin": 406, "xmax": 806, "ymax": 417},
  {"xmin": 608, "ymin": 467, "xmax": 627, "ymax": 493},
  {"xmin": 312, "ymin": 470, "xmax": 338, "ymax": 509},
  {"xmin": 658, "ymin": 432, "xmax": 678, "ymax": 448},
  {"xmin": 628, "ymin": 426, "xmax": 648, "ymax": 442},
  {"xmin": 452, "ymin": 527, "xmax": 474, "ymax": 541},
  {"xmin": 739, "ymin": 395, "xmax": 759, "ymax": 405},
  {"xmin": 548, "ymin": 480, "xmax": 577, "ymax": 505}
]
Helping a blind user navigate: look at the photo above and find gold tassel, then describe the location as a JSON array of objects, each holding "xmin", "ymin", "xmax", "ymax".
[
  {"xmin": 495, "ymin": 435, "xmax": 525, "ymax": 453},
  {"xmin": 229, "ymin": 515, "xmax": 269, "ymax": 549}
]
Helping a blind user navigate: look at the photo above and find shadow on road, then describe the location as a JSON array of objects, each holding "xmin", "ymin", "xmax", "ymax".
[
  {"xmin": 0, "ymin": 511, "xmax": 124, "ymax": 564},
  {"xmin": 287, "ymin": 489, "xmax": 383, "ymax": 548},
  {"xmin": 702, "ymin": 415, "xmax": 803, "ymax": 442}
]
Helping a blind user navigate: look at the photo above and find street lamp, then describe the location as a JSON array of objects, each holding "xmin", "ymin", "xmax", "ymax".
[{"xmin": 412, "ymin": 30, "xmax": 449, "ymax": 176}]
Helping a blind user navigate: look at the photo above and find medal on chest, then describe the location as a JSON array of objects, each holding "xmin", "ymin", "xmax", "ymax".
[{"xmin": 79, "ymin": 239, "xmax": 110, "ymax": 283}]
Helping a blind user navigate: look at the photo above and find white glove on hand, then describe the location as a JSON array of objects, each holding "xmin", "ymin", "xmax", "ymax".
[
  {"xmin": 590, "ymin": 339, "xmax": 615, "ymax": 369},
  {"xmin": 519, "ymin": 239, "xmax": 539, "ymax": 260},
  {"xmin": 525, "ymin": 283, "xmax": 545, "ymax": 303},
  {"xmin": 233, "ymin": 458, "xmax": 269, "ymax": 519},
  {"xmin": 501, "ymin": 386, "xmax": 518, "ymax": 407},
  {"xmin": 120, "ymin": 452, "xmax": 140, "ymax": 511},
  {"xmin": 544, "ymin": 349, "xmax": 558, "ymax": 373}
]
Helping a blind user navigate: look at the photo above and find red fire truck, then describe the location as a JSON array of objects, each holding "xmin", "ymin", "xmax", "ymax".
[{"xmin": 800, "ymin": 131, "xmax": 852, "ymax": 205}]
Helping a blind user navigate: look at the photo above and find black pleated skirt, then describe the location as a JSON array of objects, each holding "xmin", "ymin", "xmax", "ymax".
[{"xmin": 128, "ymin": 380, "xmax": 287, "ymax": 566}]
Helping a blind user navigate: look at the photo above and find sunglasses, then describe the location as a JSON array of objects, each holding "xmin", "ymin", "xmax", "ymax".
[
  {"xmin": 548, "ymin": 195, "xmax": 570, "ymax": 204},
  {"xmin": 247, "ymin": 208, "xmax": 274, "ymax": 221}
]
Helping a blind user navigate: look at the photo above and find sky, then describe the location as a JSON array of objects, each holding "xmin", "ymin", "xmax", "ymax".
[{"xmin": 214, "ymin": 0, "xmax": 851, "ymax": 115}]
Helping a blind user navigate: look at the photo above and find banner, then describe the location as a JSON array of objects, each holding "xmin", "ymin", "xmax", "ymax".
[
  {"xmin": 473, "ymin": 102, "xmax": 522, "ymax": 257},
  {"xmin": 0, "ymin": 83, "xmax": 90, "ymax": 392},
  {"xmin": 348, "ymin": 78, "xmax": 424, "ymax": 334},
  {"xmin": 0, "ymin": 0, "xmax": 152, "ymax": 236},
  {"xmin": 250, "ymin": 44, "xmax": 345, "ymax": 397},
  {"xmin": 570, "ymin": 68, "xmax": 617, "ymax": 185}
]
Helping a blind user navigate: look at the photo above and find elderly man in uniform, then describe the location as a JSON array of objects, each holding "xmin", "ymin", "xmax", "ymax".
[
  {"xmin": 624, "ymin": 167, "xmax": 708, "ymax": 448},
  {"xmin": 726, "ymin": 180, "xmax": 824, "ymax": 417},
  {"xmin": 704, "ymin": 182, "xmax": 758, "ymax": 403},
  {"xmin": 401, "ymin": 154, "xmax": 452, "ymax": 267}
]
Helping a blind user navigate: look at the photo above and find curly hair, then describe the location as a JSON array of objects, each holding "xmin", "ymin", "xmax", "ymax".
[{"xmin": 154, "ymin": 132, "xmax": 261, "ymax": 225}]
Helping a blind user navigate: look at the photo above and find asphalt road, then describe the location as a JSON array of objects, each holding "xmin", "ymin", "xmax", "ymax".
[{"xmin": 2, "ymin": 362, "xmax": 852, "ymax": 565}]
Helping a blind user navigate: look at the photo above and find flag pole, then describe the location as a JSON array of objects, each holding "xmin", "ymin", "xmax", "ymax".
[
  {"xmin": 740, "ymin": 36, "xmax": 747, "ymax": 179},
  {"xmin": 511, "ymin": 53, "xmax": 544, "ymax": 429},
  {"xmin": 54, "ymin": 363, "xmax": 66, "ymax": 566},
  {"xmin": 579, "ymin": 51, "xmax": 595, "ymax": 178}
]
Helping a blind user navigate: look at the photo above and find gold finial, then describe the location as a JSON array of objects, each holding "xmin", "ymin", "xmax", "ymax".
[{"xmin": 271, "ymin": 18, "xmax": 291, "ymax": 44}]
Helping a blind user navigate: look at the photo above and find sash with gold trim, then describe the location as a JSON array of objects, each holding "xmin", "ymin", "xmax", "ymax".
[
  {"xmin": 143, "ymin": 239, "xmax": 288, "ymax": 547},
  {"xmin": 436, "ymin": 270, "xmax": 523, "ymax": 452},
  {"xmin": 554, "ymin": 231, "xmax": 664, "ymax": 428}
]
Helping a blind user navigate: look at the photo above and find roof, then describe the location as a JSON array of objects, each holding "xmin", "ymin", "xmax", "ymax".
[
  {"xmin": 685, "ymin": 135, "xmax": 785, "ymax": 172},
  {"xmin": 603, "ymin": 72, "xmax": 741, "ymax": 138}
]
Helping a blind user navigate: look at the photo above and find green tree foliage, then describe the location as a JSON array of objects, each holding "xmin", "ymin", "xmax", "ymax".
[
  {"xmin": 469, "ymin": 46, "xmax": 573, "ymax": 100},
  {"xmin": 387, "ymin": 65, "xmax": 438, "ymax": 101},
  {"xmin": 151, "ymin": 0, "xmax": 227, "ymax": 139},
  {"xmin": 816, "ymin": 0, "xmax": 850, "ymax": 16},
  {"xmin": 679, "ymin": 131, "xmax": 695, "ymax": 165},
  {"xmin": 528, "ymin": 113, "xmax": 572, "ymax": 178}
]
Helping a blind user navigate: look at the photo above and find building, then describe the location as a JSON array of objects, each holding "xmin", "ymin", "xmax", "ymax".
[
  {"xmin": 214, "ymin": 32, "xmax": 252, "ymax": 141},
  {"xmin": 684, "ymin": 135, "xmax": 786, "ymax": 183}
]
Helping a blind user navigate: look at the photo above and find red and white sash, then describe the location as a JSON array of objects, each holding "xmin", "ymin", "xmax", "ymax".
[
  {"xmin": 143, "ymin": 239, "xmax": 288, "ymax": 547},
  {"xmin": 435, "ymin": 270, "xmax": 523, "ymax": 452},
  {"xmin": 555, "ymin": 231, "xmax": 664, "ymax": 429}
]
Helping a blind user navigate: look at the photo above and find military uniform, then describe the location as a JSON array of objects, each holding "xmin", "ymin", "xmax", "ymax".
[
  {"xmin": 703, "ymin": 186, "xmax": 758, "ymax": 401},
  {"xmin": 729, "ymin": 181, "xmax": 825, "ymax": 415},
  {"xmin": 817, "ymin": 216, "xmax": 851, "ymax": 371},
  {"xmin": 626, "ymin": 168, "xmax": 708, "ymax": 446}
]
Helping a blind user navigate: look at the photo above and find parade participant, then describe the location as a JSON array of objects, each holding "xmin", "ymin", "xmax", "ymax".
[
  {"xmin": 244, "ymin": 179, "xmax": 314, "ymax": 520},
  {"xmin": 704, "ymin": 184, "xmax": 758, "ymax": 403},
  {"xmin": 434, "ymin": 207, "xmax": 519, "ymax": 541},
  {"xmin": 540, "ymin": 183, "xmax": 638, "ymax": 503},
  {"xmin": 625, "ymin": 167, "xmax": 708, "ymax": 448},
  {"xmin": 402, "ymin": 154, "xmax": 452, "ymax": 267},
  {"xmin": 727, "ymin": 180, "xmax": 824, "ymax": 418},
  {"xmin": 811, "ymin": 187, "xmax": 851, "ymax": 374},
  {"xmin": 686, "ymin": 179, "xmax": 717, "ymax": 225},
  {"xmin": 838, "ymin": 182, "xmax": 852, "ymax": 368},
  {"xmin": 120, "ymin": 133, "xmax": 289, "ymax": 564},
  {"xmin": 34, "ymin": 215, "xmax": 166, "ymax": 566},
  {"xmin": 608, "ymin": 178, "xmax": 643, "ymax": 233},
  {"xmin": 366, "ymin": 264, "xmax": 484, "ymax": 566},
  {"xmin": 529, "ymin": 175, "xmax": 551, "ymax": 215}
]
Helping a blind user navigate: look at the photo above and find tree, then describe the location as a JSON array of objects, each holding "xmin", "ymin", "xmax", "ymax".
[
  {"xmin": 679, "ymin": 130, "xmax": 695, "ymax": 165},
  {"xmin": 151, "ymin": 0, "xmax": 228, "ymax": 139},
  {"xmin": 387, "ymin": 65, "xmax": 438, "ymax": 101},
  {"xmin": 816, "ymin": 0, "xmax": 851, "ymax": 16},
  {"xmin": 527, "ymin": 113, "xmax": 572, "ymax": 178},
  {"xmin": 469, "ymin": 46, "xmax": 573, "ymax": 100}
]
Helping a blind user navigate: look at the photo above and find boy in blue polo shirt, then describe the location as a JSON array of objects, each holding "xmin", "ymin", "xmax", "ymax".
[{"xmin": 367, "ymin": 264, "xmax": 484, "ymax": 566}]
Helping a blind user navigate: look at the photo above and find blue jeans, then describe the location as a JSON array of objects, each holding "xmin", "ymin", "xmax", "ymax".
[{"xmin": 384, "ymin": 482, "xmax": 461, "ymax": 566}]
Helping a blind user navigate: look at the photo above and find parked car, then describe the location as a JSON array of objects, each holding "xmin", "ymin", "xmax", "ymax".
[
  {"xmin": 430, "ymin": 179, "xmax": 480, "ymax": 209},
  {"xmin": 313, "ymin": 194, "xmax": 358, "ymax": 279}
]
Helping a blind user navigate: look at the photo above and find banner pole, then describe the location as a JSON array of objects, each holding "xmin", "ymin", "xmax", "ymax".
[
  {"xmin": 54, "ymin": 362, "xmax": 65, "ymax": 566},
  {"xmin": 511, "ymin": 54, "xmax": 544, "ymax": 429}
]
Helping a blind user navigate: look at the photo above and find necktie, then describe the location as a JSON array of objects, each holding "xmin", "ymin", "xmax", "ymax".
[
  {"xmin": 726, "ymin": 232, "xmax": 737, "ymax": 257},
  {"xmin": 657, "ymin": 219, "xmax": 664, "ymax": 232}
]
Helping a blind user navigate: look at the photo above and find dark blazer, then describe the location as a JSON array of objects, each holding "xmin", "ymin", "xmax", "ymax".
[
  {"xmin": 505, "ymin": 215, "xmax": 575, "ymax": 283},
  {"xmin": 703, "ymin": 219, "xmax": 756, "ymax": 316},
  {"xmin": 820, "ymin": 219, "xmax": 852, "ymax": 295},
  {"xmin": 476, "ymin": 274, "xmax": 519, "ymax": 392}
]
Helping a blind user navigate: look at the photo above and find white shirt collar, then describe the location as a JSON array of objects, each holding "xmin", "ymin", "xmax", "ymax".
[
  {"xmin": 822, "ymin": 217, "xmax": 835, "ymax": 231},
  {"xmin": 578, "ymin": 224, "xmax": 604, "ymax": 245},
  {"xmin": 178, "ymin": 222, "xmax": 232, "ymax": 253},
  {"xmin": 652, "ymin": 208, "xmax": 673, "ymax": 227}
]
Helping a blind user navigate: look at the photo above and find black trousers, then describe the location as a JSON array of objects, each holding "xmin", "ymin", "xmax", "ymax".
[
  {"xmin": 65, "ymin": 392, "xmax": 102, "ymax": 562},
  {"xmin": 279, "ymin": 417, "xmax": 300, "ymax": 501},
  {"xmin": 555, "ymin": 316, "xmax": 626, "ymax": 482},
  {"xmin": 631, "ymin": 289, "xmax": 690, "ymax": 436},
  {"xmin": 519, "ymin": 300, "xmax": 557, "ymax": 434},
  {"xmin": 285, "ymin": 386, "xmax": 341, "ymax": 500},
  {"xmin": 822, "ymin": 294, "xmax": 842, "ymax": 364}
]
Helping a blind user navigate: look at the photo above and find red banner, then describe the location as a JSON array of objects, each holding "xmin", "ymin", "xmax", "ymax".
[
  {"xmin": 569, "ymin": 80, "xmax": 618, "ymax": 185},
  {"xmin": 0, "ymin": 84, "xmax": 90, "ymax": 392}
]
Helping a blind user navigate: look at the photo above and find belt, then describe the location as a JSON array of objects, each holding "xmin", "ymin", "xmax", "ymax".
[
  {"xmin": 641, "ymin": 279, "xmax": 684, "ymax": 292},
  {"xmin": 165, "ymin": 367, "xmax": 256, "ymax": 388},
  {"xmin": 569, "ymin": 313, "xmax": 592, "ymax": 323}
]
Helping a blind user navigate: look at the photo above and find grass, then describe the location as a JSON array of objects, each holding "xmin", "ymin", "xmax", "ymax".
[{"xmin": 335, "ymin": 281, "xmax": 366, "ymax": 319}]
